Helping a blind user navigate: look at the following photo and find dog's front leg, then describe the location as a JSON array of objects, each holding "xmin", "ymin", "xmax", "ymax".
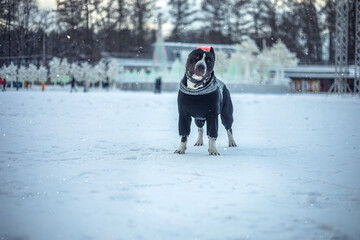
[
  {"xmin": 206, "ymin": 117, "xmax": 219, "ymax": 155},
  {"xmin": 208, "ymin": 137, "xmax": 220, "ymax": 155},
  {"xmin": 174, "ymin": 136, "xmax": 187, "ymax": 154}
]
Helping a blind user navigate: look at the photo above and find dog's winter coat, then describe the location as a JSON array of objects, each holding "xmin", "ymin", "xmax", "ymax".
[{"xmin": 177, "ymin": 72, "xmax": 234, "ymax": 139}]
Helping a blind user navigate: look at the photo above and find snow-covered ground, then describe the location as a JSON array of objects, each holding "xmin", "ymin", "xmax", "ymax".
[{"xmin": 0, "ymin": 90, "xmax": 359, "ymax": 240}]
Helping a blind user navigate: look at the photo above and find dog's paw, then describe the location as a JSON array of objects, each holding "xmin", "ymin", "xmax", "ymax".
[
  {"xmin": 174, "ymin": 142, "xmax": 186, "ymax": 154},
  {"xmin": 208, "ymin": 149, "xmax": 220, "ymax": 155},
  {"xmin": 174, "ymin": 149, "xmax": 186, "ymax": 154},
  {"xmin": 194, "ymin": 140, "xmax": 203, "ymax": 146},
  {"xmin": 229, "ymin": 140, "xmax": 237, "ymax": 147},
  {"xmin": 227, "ymin": 129, "xmax": 237, "ymax": 147},
  {"xmin": 208, "ymin": 138, "xmax": 219, "ymax": 155}
]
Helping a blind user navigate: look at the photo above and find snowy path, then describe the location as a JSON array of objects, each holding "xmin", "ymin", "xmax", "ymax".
[{"xmin": 0, "ymin": 91, "xmax": 360, "ymax": 240}]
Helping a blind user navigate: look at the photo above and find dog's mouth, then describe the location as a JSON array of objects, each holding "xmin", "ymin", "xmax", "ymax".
[
  {"xmin": 192, "ymin": 73, "xmax": 204, "ymax": 81},
  {"xmin": 192, "ymin": 64, "xmax": 206, "ymax": 80}
]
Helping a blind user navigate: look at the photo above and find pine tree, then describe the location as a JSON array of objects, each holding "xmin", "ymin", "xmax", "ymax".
[
  {"xmin": 168, "ymin": 0, "xmax": 195, "ymax": 42},
  {"xmin": 201, "ymin": 0, "xmax": 232, "ymax": 43},
  {"xmin": 232, "ymin": 0, "xmax": 251, "ymax": 43},
  {"xmin": 321, "ymin": 0, "xmax": 335, "ymax": 63},
  {"xmin": 131, "ymin": 0, "xmax": 155, "ymax": 48},
  {"xmin": 0, "ymin": 0, "xmax": 21, "ymax": 62},
  {"xmin": 249, "ymin": 0, "xmax": 280, "ymax": 49},
  {"xmin": 201, "ymin": 0, "xmax": 228, "ymax": 33},
  {"xmin": 297, "ymin": 0, "xmax": 322, "ymax": 63}
]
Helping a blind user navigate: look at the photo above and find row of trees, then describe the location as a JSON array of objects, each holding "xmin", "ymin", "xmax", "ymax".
[
  {"xmin": 0, "ymin": 0, "xmax": 157, "ymax": 63},
  {"xmin": 0, "ymin": 0, "xmax": 356, "ymax": 65}
]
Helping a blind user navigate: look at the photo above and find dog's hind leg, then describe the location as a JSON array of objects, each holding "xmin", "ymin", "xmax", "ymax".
[
  {"xmin": 194, "ymin": 128, "xmax": 203, "ymax": 146},
  {"xmin": 227, "ymin": 128, "xmax": 237, "ymax": 147},
  {"xmin": 194, "ymin": 119, "xmax": 205, "ymax": 146},
  {"xmin": 220, "ymin": 85, "xmax": 236, "ymax": 147}
]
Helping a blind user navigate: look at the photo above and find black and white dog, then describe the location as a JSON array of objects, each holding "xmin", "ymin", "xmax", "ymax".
[{"xmin": 174, "ymin": 46, "xmax": 237, "ymax": 155}]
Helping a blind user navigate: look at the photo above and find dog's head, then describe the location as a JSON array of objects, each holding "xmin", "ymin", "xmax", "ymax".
[{"xmin": 186, "ymin": 46, "xmax": 215, "ymax": 82}]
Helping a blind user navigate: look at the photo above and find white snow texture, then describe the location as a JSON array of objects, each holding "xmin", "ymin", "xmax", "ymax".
[{"xmin": 0, "ymin": 91, "xmax": 360, "ymax": 240}]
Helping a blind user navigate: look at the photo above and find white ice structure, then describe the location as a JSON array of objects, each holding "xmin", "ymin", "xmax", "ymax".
[
  {"xmin": 0, "ymin": 40, "xmax": 298, "ymax": 89},
  {"xmin": 0, "ymin": 62, "xmax": 48, "ymax": 88},
  {"xmin": 49, "ymin": 57, "xmax": 68, "ymax": 85},
  {"xmin": 111, "ymin": 39, "xmax": 299, "ymax": 86},
  {"xmin": 0, "ymin": 62, "xmax": 18, "ymax": 88}
]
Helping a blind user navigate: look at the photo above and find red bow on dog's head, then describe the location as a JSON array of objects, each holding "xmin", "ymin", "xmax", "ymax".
[{"xmin": 196, "ymin": 46, "xmax": 211, "ymax": 52}]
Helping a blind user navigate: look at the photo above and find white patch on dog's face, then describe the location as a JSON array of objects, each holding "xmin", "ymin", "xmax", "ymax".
[{"xmin": 192, "ymin": 53, "xmax": 207, "ymax": 80}]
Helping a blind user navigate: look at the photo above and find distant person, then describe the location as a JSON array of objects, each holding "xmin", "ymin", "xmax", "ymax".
[
  {"xmin": 41, "ymin": 82, "xmax": 45, "ymax": 92},
  {"xmin": 0, "ymin": 77, "xmax": 4, "ymax": 92},
  {"xmin": 2, "ymin": 78, "xmax": 6, "ymax": 92},
  {"xmin": 70, "ymin": 77, "xmax": 77, "ymax": 93},
  {"xmin": 154, "ymin": 76, "xmax": 162, "ymax": 93},
  {"xmin": 83, "ymin": 80, "xmax": 88, "ymax": 92}
]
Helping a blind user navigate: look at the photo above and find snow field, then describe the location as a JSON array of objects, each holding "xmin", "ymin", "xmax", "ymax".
[{"xmin": 0, "ymin": 91, "xmax": 360, "ymax": 240}]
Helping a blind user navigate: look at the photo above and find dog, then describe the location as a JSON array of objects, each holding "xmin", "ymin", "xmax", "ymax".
[{"xmin": 174, "ymin": 46, "xmax": 236, "ymax": 155}]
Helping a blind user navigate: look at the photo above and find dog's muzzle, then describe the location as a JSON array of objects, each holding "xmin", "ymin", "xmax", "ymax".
[
  {"xmin": 195, "ymin": 64, "xmax": 206, "ymax": 76},
  {"xmin": 194, "ymin": 53, "xmax": 207, "ymax": 77}
]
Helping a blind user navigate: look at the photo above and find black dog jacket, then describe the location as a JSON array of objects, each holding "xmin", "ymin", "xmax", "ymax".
[{"xmin": 177, "ymin": 73, "xmax": 234, "ymax": 139}]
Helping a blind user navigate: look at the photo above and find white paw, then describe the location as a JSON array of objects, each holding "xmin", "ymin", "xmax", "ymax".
[
  {"xmin": 208, "ymin": 138, "xmax": 220, "ymax": 156},
  {"xmin": 208, "ymin": 148, "xmax": 220, "ymax": 155},
  {"xmin": 229, "ymin": 139, "xmax": 237, "ymax": 147},
  {"xmin": 174, "ymin": 149, "xmax": 186, "ymax": 154},
  {"xmin": 194, "ymin": 139, "xmax": 203, "ymax": 146},
  {"xmin": 174, "ymin": 142, "xmax": 186, "ymax": 154}
]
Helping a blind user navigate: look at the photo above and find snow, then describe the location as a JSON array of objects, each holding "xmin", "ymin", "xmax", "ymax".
[{"xmin": 0, "ymin": 90, "xmax": 360, "ymax": 240}]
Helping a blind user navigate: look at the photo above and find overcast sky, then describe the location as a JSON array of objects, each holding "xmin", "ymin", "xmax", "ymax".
[{"xmin": 37, "ymin": 0, "xmax": 56, "ymax": 9}]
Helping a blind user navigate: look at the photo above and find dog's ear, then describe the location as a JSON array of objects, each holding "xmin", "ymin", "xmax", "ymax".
[{"xmin": 210, "ymin": 47, "xmax": 215, "ymax": 59}]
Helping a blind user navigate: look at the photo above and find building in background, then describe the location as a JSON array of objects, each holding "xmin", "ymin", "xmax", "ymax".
[{"xmin": 285, "ymin": 65, "xmax": 356, "ymax": 93}]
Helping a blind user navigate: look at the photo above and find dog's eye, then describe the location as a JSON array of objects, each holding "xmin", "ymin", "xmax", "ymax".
[
  {"xmin": 206, "ymin": 57, "xmax": 212, "ymax": 63},
  {"xmin": 195, "ymin": 54, "xmax": 201, "ymax": 60}
]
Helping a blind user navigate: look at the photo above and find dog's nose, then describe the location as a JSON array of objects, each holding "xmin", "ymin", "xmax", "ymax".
[{"xmin": 197, "ymin": 64, "xmax": 205, "ymax": 71}]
